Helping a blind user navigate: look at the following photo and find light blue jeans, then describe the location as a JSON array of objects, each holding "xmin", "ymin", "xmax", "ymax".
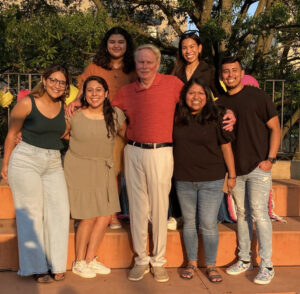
[
  {"xmin": 232, "ymin": 167, "xmax": 273, "ymax": 268},
  {"xmin": 8, "ymin": 141, "xmax": 70, "ymax": 276},
  {"xmin": 176, "ymin": 179, "xmax": 224, "ymax": 265}
]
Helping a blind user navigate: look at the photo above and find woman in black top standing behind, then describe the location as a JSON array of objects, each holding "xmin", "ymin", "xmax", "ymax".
[
  {"xmin": 1, "ymin": 65, "xmax": 70, "ymax": 283},
  {"xmin": 172, "ymin": 31, "xmax": 222, "ymax": 97},
  {"xmin": 173, "ymin": 78, "xmax": 236, "ymax": 283}
]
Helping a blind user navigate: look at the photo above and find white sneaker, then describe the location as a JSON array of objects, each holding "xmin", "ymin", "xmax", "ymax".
[
  {"xmin": 167, "ymin": 217, "xmax": 177, "ymax": 231},
  {"xmin": 88, "ymin": 257, "xmax": 111, "ymax": 275},
  {"xmin": 72, "ymin": 260, "xmax": 96, "ymax": 278},
  {"xmin": 254, "ymin": 267, "xmax": 275, "ymax": 285},
  {"xmin": 226, "ymin": 260, "xmax": 253, "ymax": 275}
]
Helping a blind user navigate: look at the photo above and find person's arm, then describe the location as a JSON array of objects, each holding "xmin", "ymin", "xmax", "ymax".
[
  {"xmin": 222, "ymin": 109, "xmax": 236, "ymax": 132},
  {"xmin": 1, "ymin": 97, "xmax": 31, "ymax": 181},
  {"xmin": 60, "ymin": 119, "xmax": 71, "ymax": 140},
  {"xmin": 258, "ymin": 115, "xmax": 281, "ymax": 171},
  {"xmin": 117, "ymin": 121, "xmax": 127, "ymax": 141},
  {"xmin": 221, "ymin": 142, "xmax": 236, "ymax": 193}
]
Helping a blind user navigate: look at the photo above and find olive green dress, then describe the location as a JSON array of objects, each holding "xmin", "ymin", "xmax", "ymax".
[{"xmin": 64, "ymin": 107, "xmax": 125, "ymax": 219}]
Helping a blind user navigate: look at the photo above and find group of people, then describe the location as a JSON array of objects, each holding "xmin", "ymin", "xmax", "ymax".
[{"xmin": 1, "ymin": 27, "xmax": 280, "ymax": 286}]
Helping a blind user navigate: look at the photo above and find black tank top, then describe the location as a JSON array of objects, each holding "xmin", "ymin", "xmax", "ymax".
[{"xmin": 22, "ymin": 95, "xmax": 66, "ymax": 150}]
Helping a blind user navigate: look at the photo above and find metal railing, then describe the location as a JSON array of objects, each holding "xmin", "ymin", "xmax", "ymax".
[
  {"xmin": 1, "ymin": 72, "xmax": 42, "ymax": 94},
  {"xmin": 263, "ymin": 79, "xmax": 299, "ymax": 158},
  {"xmin": 0, "ymin": 73, "xmax": 299, "ymax": 158}
]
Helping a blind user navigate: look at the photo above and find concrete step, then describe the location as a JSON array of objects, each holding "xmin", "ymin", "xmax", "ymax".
[
  {"xmin": 1, "ymin": 217, "xmax": 300, "ymax": 271},
  {"xmin": 1, "ymin": 179, "xmax": 300, "ymax": 219},
  {"xmin": 272, "ymin": 179, "xmax": 300, "ymax": 217},
  {"xmin": 0, "ymin": 182, "xmax": 15, "ymax": 219},
  {"xmin": 272, "ymin": 160, "xmax": 300, "ymax": 180}
]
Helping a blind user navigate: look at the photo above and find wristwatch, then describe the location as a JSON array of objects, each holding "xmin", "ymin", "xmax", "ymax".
[{"xmin": 267, "ymin": 157, "xmax": 277, "ymax": 164}]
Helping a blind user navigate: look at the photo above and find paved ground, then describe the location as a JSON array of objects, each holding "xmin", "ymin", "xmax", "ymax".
[{"xmin": 0, "ymin": 267, "xmax": 299, "ymax": 294}]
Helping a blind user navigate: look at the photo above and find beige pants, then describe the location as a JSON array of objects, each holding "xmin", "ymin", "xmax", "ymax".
[{"xmin": 124, "ymin": 144, "xmax": 173, "ymax": 267}]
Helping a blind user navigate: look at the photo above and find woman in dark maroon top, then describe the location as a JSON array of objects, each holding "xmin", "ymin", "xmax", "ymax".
[{"xmin": 173, "ymin": 78, "xmax": 236, "ymax": 283}]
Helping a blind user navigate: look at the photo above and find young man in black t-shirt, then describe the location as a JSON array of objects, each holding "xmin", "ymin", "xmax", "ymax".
[{"xmin": 218, "ymin": 56, "xmax": 281, "ymax": 285}]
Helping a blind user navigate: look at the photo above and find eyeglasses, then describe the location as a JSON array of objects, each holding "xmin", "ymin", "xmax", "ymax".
[{"xmin": 47, "ymin": 77, "xmax": 67, "ymax": 88}]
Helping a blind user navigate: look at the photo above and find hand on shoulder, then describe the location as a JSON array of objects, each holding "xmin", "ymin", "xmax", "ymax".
[{"xmin": 65, "ymin": 99, "xmax": 82, "ymax": 118}]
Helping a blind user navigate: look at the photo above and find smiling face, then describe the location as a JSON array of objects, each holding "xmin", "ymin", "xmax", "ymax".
[
  {"xmin": 107, "ymin": 34, "xmax": 127, "ymax": 60},
  {"xmin": 85, "ymin": 80, "xmax": 108, "ymax": 109},
  {"xmin": 43, "ymin": 71, "xmax": 67, "ymax": 99},
  {"xmin": 181, "ymin": 38, "xmax": 202, "ymax": 65},
  {"xmin": 135, "ymin": 48, "xmax": 160, "ymax": 82},
  {"xmin": 221, "ymin": 61, "xmax": 245, "ymax": 94},
  {"xmin": 185, "ymin": 83, "xmax": 207, "ymax": 114}
]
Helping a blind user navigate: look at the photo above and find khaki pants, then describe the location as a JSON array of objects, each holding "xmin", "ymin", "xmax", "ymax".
[{"xmin": 124, "ymin": 144, "xmax": 173, "ymax": 267}]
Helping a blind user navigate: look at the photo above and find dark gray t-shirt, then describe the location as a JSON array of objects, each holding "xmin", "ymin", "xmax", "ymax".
[{"xmin": 217, "ymin": 86, "xmax": 278, "ymax": 176}]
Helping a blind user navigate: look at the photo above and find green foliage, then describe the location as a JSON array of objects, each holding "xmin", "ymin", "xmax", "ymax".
[{"xmin": 0, "ymin": 4, "xmax": 109, "ymax": 74}]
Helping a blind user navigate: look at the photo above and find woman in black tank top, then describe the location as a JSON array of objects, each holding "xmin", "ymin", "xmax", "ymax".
[{"xmin": 1, "ymin": 65, "xmax": 70, "ymax": 283}]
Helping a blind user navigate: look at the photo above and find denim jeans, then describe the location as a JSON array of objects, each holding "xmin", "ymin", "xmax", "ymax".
[
  {"xmin": 8, "ymin": 141, "xmax": 70, "ymax": 276},
  {"xmin": 176, "ymin": 179, "xmax": 224, "ymax": 265},
  {"xmin": 232, "ymin": 167, "xmax": 273, "ymax": 268}
]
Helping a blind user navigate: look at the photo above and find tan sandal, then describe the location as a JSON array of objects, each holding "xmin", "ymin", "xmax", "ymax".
[{"xmin": 53, "ymin": 273, "xmax": 65, "ymax": 281}]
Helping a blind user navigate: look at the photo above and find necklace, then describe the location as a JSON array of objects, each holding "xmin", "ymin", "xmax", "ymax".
[
  {"xmin": 111, "ymin": 63, "xmax": 123, "ymax": 79},
  {"xmin": 113, "ymin": 68, "xmax": 119, "ymax": 79}
]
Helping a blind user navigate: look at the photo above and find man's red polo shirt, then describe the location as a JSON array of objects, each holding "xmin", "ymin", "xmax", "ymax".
[{"xmin": 112, "ymin": 73, "xmax": 184, "ymax": 143}]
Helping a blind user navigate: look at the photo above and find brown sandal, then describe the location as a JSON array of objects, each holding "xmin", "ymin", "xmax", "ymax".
[
  {"xmin": 206, "ymin": 267, "xmax": 222, "ymax": 283},
  {"xmin": 33, "ymin": 273, "xmax": 53, "ymax": 283},
  {"xmin": 180, "ymin": 264, "xmax": 197, "ymax": 280}
]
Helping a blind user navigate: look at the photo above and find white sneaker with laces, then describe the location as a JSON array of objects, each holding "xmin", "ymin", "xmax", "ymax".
[
  {"xmin": 72, "ymin": 260, "xmax": 96, "ymax": 278},
  {"xmin": 88, "ymin": 257, "xmax": 111, "ymax": 275}
]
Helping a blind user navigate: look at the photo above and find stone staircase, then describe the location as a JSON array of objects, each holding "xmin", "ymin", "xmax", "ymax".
[{"xmin": 0, "ymin": 161, "xmax": 300, "ymax": 270}]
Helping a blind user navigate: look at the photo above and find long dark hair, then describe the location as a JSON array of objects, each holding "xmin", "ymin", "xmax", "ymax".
[
  {"xmin": 93, "ymin": 27, "xmax": 135, "ymax": 74},
  {"xmin": 31, "ymin": 64, "xmax": 70, "ymax": 102},
  {"xmin": 172, "ymin": 32, "xmax": 202, "ymax": 76},
  {"xmin": 80, "ymin": 76, "xmax": 118, "ymax": 138},
  {"xmin": 175, "ymin": 78, "xmax": 225, "ymax": 126}
]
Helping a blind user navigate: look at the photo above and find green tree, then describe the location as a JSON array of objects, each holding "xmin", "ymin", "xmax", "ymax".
[
  {"xmin": 0, "ymin": 0, "xmax": 114, "ymax": 73},
  {"xmin": 89, "ymin": 0, "xmax": 300, "ymax": 154},
  {"xmin": 0, "ymin": 0, "xmax": 299, "ymax": 153}
]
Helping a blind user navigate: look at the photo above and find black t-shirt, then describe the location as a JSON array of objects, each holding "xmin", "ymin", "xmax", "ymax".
[
  {"xmin": 217, "ymin": 86, "xmax": 278, "ymax": 176},
  {"xmin": 173, "ymin": 118, "xmax": 234, "ymax": 182}
]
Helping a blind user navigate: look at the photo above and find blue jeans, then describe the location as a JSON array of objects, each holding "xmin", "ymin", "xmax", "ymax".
[
  {"xmin": 8, "ymin": 142, "xmax": 70, "ymax": 276},
  {"xmin": 176, "ymin": 179, "xmax": 224, "ymax": 265},
  {"xmin": 232, "ymin": 167, "xmax": 273, "ymax": 268}
]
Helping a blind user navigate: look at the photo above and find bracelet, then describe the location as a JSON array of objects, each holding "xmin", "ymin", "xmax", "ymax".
[{"xmin": 228, "ymin": 176, "xmax": 236, "ymax": 179}]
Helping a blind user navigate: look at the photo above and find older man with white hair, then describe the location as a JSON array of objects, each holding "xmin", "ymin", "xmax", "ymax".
[{"xmin": 112, "ymin": 44, "xmax": 183, "ymax": 282}]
